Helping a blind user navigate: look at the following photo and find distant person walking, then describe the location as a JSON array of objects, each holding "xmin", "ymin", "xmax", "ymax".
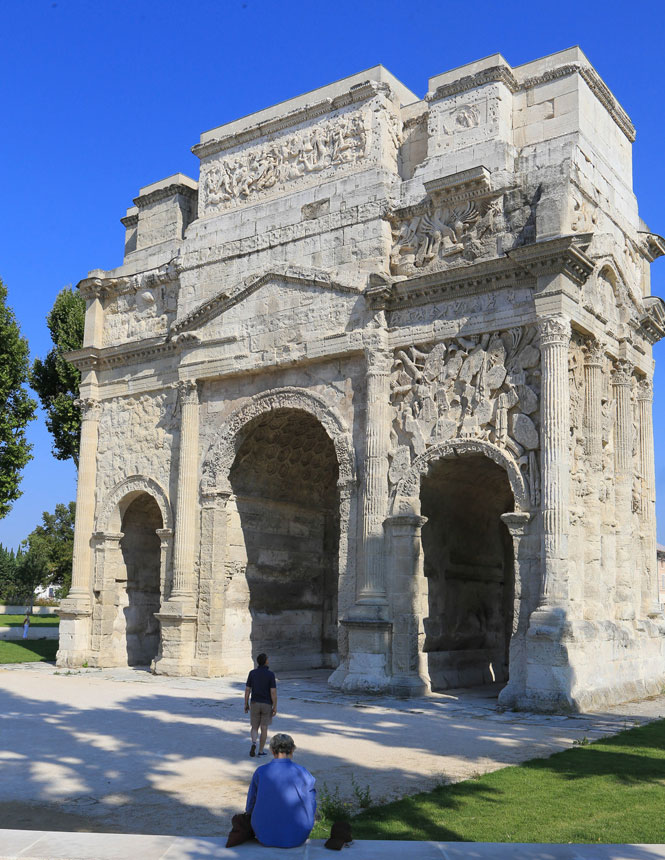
[
  {"xmin": 22, "ymin": 613, "xmax": 30, "ymax": 639},
  {"xmin": 244, "ymin": 653, "xmax": 277, "ymax": 758}
]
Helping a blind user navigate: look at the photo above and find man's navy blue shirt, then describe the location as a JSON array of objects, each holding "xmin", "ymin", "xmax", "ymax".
[{"xmin": 246, "ymin": 665, "xmax": 276, "ymax": 704}]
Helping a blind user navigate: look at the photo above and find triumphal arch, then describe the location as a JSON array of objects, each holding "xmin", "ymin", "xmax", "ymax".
[{"xmin": 58, "ymin": 48, "xmax": 665, "ymax": 711}]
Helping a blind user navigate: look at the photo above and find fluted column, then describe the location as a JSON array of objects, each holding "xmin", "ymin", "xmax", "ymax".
[
  {"xmin": 612, "ymin": 360, "xmax": 635, "ymax": 620},
  {"xmin": 637, "ymin": 379, "xmax": 660, "ymax": 616},
  {"xmin": 68, "ymin": 398, "xmax": 102, "ymax": 606},
  {"xmin": 537, "ymin": 316, "xmax": 571, "ymax": 608},
  {"xmin": 582, "ymin": 338, "xmax": 605, "ymax": 620},
  {"xmin": 171, "ymin": 380, "xmax": 199, "ymax": 602},
  {"xmin": 358, "ymin": 341, "xmax": 392, "ymax": 604}
]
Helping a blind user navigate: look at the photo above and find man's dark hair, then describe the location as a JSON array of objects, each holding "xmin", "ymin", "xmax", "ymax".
[{"xmin": 257, "ymin": 653, "xmax": 267, "ymax": 666}]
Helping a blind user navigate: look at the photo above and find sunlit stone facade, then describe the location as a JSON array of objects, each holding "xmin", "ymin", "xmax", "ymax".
[{"xmin": 58, "ymin": 49, "xmax": 665, "ymax": 711}]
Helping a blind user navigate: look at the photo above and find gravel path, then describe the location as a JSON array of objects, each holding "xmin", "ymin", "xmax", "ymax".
[{"xmin": 1, "ymin": 663, "xmax": 663, "ymax": 836}]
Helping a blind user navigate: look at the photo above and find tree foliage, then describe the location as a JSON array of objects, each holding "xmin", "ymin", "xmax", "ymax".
[
  {"xmin": 30, "ymin": 286, "xmax": 85, "ymax": 466},
  {"xmin": 0, "ymin": 278, "xmax": 37, "ymax": 518},
  {"xmin": 0, "ymin": 503, "xmax": 76, "ymax": 604},
  {"xmin": 26, "ymin": 501, "xmax": 76, "ymax": 597}
]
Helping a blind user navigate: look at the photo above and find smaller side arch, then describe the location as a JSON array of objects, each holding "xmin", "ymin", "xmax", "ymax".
[
  {"xmin": 97, "ymin": 475, "xmax": 173, "ymax": 534},
  {"xmin": 391, "ymin": 438, "xmax": 529, "ymax": 514},
  {"xmin": 201, "ymin": 386, "xmax": 356, "ymax": 492}
]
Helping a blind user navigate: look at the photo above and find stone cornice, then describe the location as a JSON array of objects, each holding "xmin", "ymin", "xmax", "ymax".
[
  {"xmin": 507, "ymin": 235, "xmax": 594, "ymax": 286},
  {"xmin": 427, "ymin": 63, "xmax": 635, "ymax": 142},
  {"xmin": 192, "ymin": 81, "xmax": 388, "ymax": 160},
  {"xmin": 639, "ymin": 296, "xmax": 665, "ymax": 344},
  {"xmin": 171, "ymin": 265, "xmax": 361, "ymax": 335},
  {"xmin": 427, "ymin": 65, "xmax": 519, "ymax": 101},
  {"xmin": 120, "ymin": 212, "xmax": 138, "ymax": 228},
  {"xmin": 365, "ymin": 254, "xmax": 527, "ymax": 311},
  {"xmin": 77, "ymin": 259, "xmax": 182, "ymax": 301},
  {"xmin": 65, "ymin": 337, "xmax": 180, "ymax": 372},
  {"xmin": 638, "ymin": 231, "xmax": 665, "ymax": 263},
  {"xmin": 367, "ymin": 236, "xmax": 593, "ymax": 311},
  {"xmin": 133, "ymin": 183, "xmax": 198, "ymax": 209}
]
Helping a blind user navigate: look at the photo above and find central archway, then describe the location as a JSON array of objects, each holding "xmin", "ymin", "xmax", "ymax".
[{"xmin": 227, "ymin": 408, "xmax": 340, "ymax": 669}]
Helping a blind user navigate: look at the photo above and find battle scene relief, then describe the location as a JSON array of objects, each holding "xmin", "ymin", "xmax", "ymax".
[{"xmin": 389, "ymin": 326, "xmax": 541, "ymax": 507}]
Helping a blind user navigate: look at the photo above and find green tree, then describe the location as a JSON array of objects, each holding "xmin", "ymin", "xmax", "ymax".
[
  {"xmin": 0, "ymin": 543, "xmax": 19, "ymax": 603},
  {"xmin": 26, "ymin": 501, "xmax": 76, "ymax": 598},
  {"xmin": 15, "ymin": 539, "xmax": 50, "ymax": 610},
  {"xmin": 30, "ymin": 286, "xmax": 85, "ymax": 466},
  {"xmin": 0, "ymin": 278, "xmax": 37, "ymax": 518}
]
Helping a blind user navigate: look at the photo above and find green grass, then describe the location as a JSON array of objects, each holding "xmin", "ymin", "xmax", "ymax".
[
  {"xmin": 0, "ymin": 639, "xmax": 59, "ymax": 663},
  {"xmin": 312, "ymin": 719, "xmax": 665, "ymax": 843},
  {"xmin": 0, "ymin": 614, "xmax": 59, "ymax": 626}
]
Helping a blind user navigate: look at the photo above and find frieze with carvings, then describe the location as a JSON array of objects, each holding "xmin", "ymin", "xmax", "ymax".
[
  {"xmin": 388, "ymin": 326, "xmax": 541, "ymax": 507},
  {"xmin": 389, "ymin": 172, "xmax": 541, "ymax": 276},
  {"xmin": 201, "ymin": 112, "xmax": 368, "ymax": 212}
]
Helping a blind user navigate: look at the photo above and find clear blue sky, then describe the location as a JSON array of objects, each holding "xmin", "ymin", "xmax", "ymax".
[{"xmin": 0, "ymin": 0, "xmax": 664, "ymax": 548}]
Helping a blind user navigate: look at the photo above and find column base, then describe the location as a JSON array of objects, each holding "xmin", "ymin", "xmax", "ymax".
[
  {"xmin": 389, "ymin": 673, "xmax": 430, "ymax": 698},
  {"xmin": 152, "ymin": 600, "xmax": 197, "ymax": 676},
  {"xmin": 329, "ymin": 618, "xmax": 392, "ymax": 693},
  {"xmin": 56, "ymin": 600, "xmax": 92, "ymax": 669}
]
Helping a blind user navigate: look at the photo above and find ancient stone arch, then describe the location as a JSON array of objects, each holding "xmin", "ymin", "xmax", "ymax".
[
  {"xmin": 201, "ymin": 386, "xmax": 356, "ymax": 492},
  {"xmin": 97, "ymin": 474, "xmax": 173, "ymax": 534},
  {"xmin": 391, "ymin": 438, "xmax": 530, "ymax": 515}
]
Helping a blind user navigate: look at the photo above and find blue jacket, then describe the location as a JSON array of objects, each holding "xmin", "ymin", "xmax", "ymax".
[{"xmin": 246, "ymin": 758, "xmax": 316, "ymax": 848}]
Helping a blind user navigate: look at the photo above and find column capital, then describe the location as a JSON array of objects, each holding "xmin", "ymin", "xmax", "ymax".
[
  {"xmin": 200, "ymin": 489, "xmax": 231, "ymax": 510},
  {"xmin": 582, "ymin": 336, "xmax": 606, "ymax": 367},
  {"xmin": 76, "ymin": 397, "xmax": 102, "ymax": 421},
  {"xmin": 611, "ymin": 359, "xmax": 634, "ymax": 386},
  {"xmin": 537, "ymin": 315, "xmax": 571, "ymax": 348},
  {"xmin": 637, "ymin": 378, "xmax": 654, "ymax": 401},
  {"xmin": 177, "ymin": 379, "xmax": 199, "ymax": 405},
  {"xmin": 500, "ymin": 511, "xmax": 533, "ymax": 537}
]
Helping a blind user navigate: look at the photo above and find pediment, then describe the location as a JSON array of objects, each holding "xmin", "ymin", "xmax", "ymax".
[{"xmin": 170, "ymin": 265, "xmax": 363, "ymax": 338}]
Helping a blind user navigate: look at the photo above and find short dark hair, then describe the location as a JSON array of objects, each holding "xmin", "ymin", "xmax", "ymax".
[
  {"xmin": 257, "ymin": 653, "xmax": 267, "ymax": 666},
  {"xmin": 270, "ymin": 733, "xmax": 295, "ymax": 755}
]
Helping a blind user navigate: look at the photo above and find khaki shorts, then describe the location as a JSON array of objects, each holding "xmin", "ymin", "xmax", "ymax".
[{"xmin": 250, "ymin": 701, "xmax": 273, "ymax": 730}]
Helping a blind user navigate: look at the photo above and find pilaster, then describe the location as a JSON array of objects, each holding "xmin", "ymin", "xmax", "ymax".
[
  {"xmin": 637, "ymin": 379, "xmax": 661, "ymax": 617},
  {"xmin": 582, "ymin": 337, "xmax": 605, "ymax": 621},
  {"xmin": 612, "ymin": 360, "xmax": 635, "ymax": 621},
  {"xmin": 57, "ymin": 397, "xmax": 101, "ymax": 668}
]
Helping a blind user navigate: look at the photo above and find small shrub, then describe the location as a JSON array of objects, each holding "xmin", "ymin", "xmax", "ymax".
[
  {"xmin": 317, "ymin": 783, "xmax": 352, "ymax": 823},
  {"xmin": 351, "ymin": 775, "xmax": 372, "ymax": 809},
  {"xmin": 573, "ymin": 736, "xmax": 590, "ymax": 746}
]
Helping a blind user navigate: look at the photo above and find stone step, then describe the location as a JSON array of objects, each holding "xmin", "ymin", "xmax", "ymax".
[{"xmin": 0, "ymin": 832, "xmax": 663, "ymax": 860}]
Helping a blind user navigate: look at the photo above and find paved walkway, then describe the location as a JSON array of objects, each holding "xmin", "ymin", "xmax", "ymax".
[
  {"xmin": 0, "ymin": 830, "xmax": 663, "ymax": 859},
  {"xmin": 1, "ymin": 663, "xmax": 664, "ymax": 838},
  {"xmin": 0, "ymin": 627, "xmax": 59, "ymax": 640}
]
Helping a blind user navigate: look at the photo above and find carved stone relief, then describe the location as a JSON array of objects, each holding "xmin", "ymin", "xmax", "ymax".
[
  {"xmin": 201, "ymin": 111, "xmax": 368, "ymax": 213},
  {"xmin": 103, "ymin": 264, "xmax": 180, "ymax": 347},
  {"xmin": 388, "ymin": 326, "xmax": 541, "ymax": 508}
]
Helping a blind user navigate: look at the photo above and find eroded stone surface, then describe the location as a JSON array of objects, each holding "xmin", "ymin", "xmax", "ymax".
[{"xmin": 60, "ymin": 49, "xmax": 665, "ymax": 712}]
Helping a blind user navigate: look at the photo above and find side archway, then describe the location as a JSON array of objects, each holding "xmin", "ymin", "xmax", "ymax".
[
  {"xmin": 391, "ymin": 438, "xmax": 530, "ymax": 515},
  {"xmin": 93, "ymin": 475, "xmax": 172, "ymax": 668},
  {"xmin": 388, "ymin": 438, "xmax": 533, "ymax": 693},
  {"xmin": 97, "ymin": 474, "xmax": 173, "ymax": 534}
]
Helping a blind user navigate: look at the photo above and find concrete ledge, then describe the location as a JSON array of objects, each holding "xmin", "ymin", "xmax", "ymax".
[{"xmin": 0, "ymin": 832, "xmax": 664, "ymax": 860}]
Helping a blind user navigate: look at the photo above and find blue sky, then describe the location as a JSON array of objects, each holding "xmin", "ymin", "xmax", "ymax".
[{"xmin": 0, "ymin": 0, "xmax": 664, "ymax": 548}]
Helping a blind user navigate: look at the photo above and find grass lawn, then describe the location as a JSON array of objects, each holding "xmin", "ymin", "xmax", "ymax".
[
  {"xmin": 0, "ymin": 639, "xmax": 58, "ymax": 663},
  {"xmin": 0, "ymin": 614, "xmax": 59, "ymax": 627},
  {"xmin": 312, "ymin": 719, "xmax": 665, "ymax": 843}
]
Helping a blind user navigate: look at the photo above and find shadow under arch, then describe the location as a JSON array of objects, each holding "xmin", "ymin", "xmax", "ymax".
[
  {"xmin": 92, "ymin": 476, "xmax": 173, "ymax": 668},
  {"xmin": 390, "ymin": 438, "xmax": 530, "ymax": 516},
  {"xmin": 200, "ymin": 387, "xmax": 357, "ymax": 674},
  {"xmin": 97, "ymin": 474, "xmax": 174, "ymax": 534},
  {"xmin": 200, "ymin": 386, "xmax": 356, "ymax": 493},
  {"xmin": 388, "ymin": 438, "xmax": 533, "ymax": 694}
]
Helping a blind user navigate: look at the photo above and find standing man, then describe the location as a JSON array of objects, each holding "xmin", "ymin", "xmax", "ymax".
[{"xmin": 244, "ymin": 653, "xmax": 277, "ymax": 758}]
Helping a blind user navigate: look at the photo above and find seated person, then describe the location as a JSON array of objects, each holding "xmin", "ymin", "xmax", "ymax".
[{"xmin": 245, "ymin": 732, "xmax": 316, "ymax": 848}]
